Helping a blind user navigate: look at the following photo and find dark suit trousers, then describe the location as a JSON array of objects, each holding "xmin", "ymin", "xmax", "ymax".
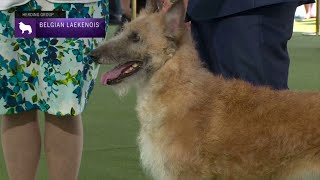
[{"xmin": 190, "ymin": 2, "xmax": 298, "ymax": 90}]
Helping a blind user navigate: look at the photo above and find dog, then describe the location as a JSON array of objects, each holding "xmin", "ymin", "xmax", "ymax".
[
  {"xmin": 90, "ymin": 0, "xmax": 320, "ymax": 179},
  {"xmin": 19, "ymin": 22, "xmax": 32, "ymax": 34}
]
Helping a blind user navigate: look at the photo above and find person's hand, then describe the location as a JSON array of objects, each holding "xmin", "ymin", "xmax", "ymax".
[
  {"xmin": 160, "ymin": 0, "xmax": 190, "ymax": 30},
  {"xmin": 160, "ymin": 0, "xmax": 188, "ymax": 12},
  {"xmin": 160, "ymin": 0, "xmax": 172, "ymax": 12}
]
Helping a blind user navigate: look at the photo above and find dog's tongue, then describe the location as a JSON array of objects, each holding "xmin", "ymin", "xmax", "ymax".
[{"xmin": 101, "ymin": 65, "xmax": 128, "ymax": 85}]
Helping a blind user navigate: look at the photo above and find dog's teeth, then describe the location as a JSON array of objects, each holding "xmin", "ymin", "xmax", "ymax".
[
  {"xmin": 125, "ymin": 70, "xmax": 130, "ymax": 74},
  {"xmin": 132, "ymin": 64, "xmax": 138, "ymax": 68}
]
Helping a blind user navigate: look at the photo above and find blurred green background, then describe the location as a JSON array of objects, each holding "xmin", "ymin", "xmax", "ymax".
[{"xmin": 0, "ymin": 19, "xmax": 319, "ymax": 180}]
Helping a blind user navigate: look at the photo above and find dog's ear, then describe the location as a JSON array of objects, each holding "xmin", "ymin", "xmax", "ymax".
[
  {"xmin": 164, "ymin": 0, "xmax": 185, "ymax": 41},
  {"xmin": 145, "ymin": 0, "xmax": 160, "ymax": 13}
]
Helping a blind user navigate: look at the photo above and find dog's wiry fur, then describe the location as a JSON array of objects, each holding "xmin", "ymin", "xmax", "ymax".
[{"xmin": 91, "ymin": 0, "xmax": 320, "ymax": 179}]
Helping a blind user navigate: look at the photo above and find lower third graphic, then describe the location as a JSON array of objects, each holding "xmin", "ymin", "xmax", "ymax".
[{"xmin": 15, "ymin": 18, "xmax": 105, "ymax": 38}]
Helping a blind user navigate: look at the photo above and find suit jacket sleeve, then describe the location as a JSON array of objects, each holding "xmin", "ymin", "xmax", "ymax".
[{"xmin": 187, "ymin": 0, "xmax": 315, "ymax": 21}]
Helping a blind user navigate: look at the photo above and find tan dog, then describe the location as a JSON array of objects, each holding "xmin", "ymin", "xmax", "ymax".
[{"xmin": 90, "ymin": 0, "xmax": 320, "ymax": 179}]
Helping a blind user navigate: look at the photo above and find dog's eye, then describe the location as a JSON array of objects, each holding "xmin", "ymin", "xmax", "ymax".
[{"xmin": 129, "ymin": 32, "xmax": 141, "ymax": 43}]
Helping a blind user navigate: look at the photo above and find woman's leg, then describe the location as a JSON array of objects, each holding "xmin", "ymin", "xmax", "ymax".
[
  {"xmin": 304, "ymin": 4, "xmax": 312, "ymax": 18},
  {"xmin": 44, "ymin": 114, "xmax": 83, "ymax": 180},
  {"xmin": 304, "ymin": 3, "xmax": 316, "ymax": 19},
  {"xmin": 1, "ymin": 110, "xmax": 41, "ymax": 180}
]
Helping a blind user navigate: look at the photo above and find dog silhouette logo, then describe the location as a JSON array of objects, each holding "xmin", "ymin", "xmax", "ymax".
[{"xmin": 19, "ymin": 22, "xmax": 33, "ymax": 34}]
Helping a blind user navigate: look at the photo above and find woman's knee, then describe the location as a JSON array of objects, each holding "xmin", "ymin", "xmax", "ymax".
[
  {"xmin": 1, "ymin": 110, "xmax": 39, "ymax": 131},
  {"xmin": 45, "ymin": 114, "xmax": 82, "ymax": 135}
]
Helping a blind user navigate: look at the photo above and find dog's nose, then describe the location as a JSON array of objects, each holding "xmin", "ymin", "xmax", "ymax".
[{"xmin": 88, "ymin": 50, "xmax": 101, "ymax": 63}]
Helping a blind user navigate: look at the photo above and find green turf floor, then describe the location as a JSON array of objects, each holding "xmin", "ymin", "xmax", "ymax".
[
  {"xmin": 289, "ymin": 19, "xmax": 320, "ymax": 90},
  {"xmin": 0, "ymin": 19, "xmax": 319, "ymax": 180}
]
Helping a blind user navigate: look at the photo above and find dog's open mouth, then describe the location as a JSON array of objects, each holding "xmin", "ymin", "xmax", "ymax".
[{"xmin": 101, "ymin": 61, "xmax": 143, "ymax": 85}]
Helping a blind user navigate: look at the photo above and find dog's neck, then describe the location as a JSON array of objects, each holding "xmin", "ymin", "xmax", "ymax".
[{"xmin": 137, "ymin": 34, "xmax": 219, "ymax": 97}]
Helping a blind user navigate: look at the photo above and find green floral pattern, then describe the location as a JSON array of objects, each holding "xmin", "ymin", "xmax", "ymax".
[{"xmin": 0, "ymin": 0, "xmax": 109, "ymax": 116}]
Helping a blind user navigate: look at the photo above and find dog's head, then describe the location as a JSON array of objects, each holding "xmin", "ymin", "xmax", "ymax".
[{"xmin": 90, "ymin": 0, "xmax": 186, "ymax": 92}]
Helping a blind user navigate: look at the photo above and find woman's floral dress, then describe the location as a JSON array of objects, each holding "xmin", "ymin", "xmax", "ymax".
[{"xmin": 0, "ymin": 0, "xmax": 108, "ymax": 116}]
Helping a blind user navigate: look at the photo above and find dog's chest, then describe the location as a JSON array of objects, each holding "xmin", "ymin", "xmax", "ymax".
[
  {"xmin": 136, "ymin": 90, "xmax": 170, "ymax": 179},
  {"xmin": 138, "ymin": 132, "xmax": 169, "ymax": 180},
  {"xmin": 136, "ymin": 89, "xmax": 167, "ymax": 128}
]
